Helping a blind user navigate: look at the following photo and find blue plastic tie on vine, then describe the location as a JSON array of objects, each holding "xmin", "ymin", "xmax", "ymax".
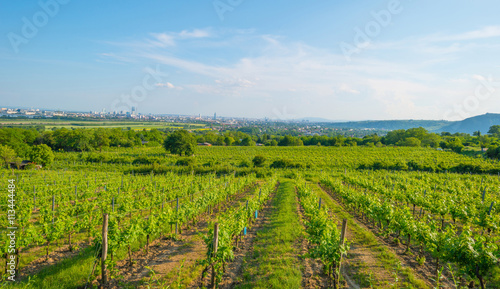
[
  {"xmin": 255, "ymin": 210, "xmax": 258, "ymax": 219},
  {"xmin": 244, "ymin": 227, "xmax": 247, "ymax": 235}
]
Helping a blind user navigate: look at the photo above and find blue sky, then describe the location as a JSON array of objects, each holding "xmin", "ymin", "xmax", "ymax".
[{"xmin": 2, "ymin": 0, "xmax": 500, "ymax": 121}]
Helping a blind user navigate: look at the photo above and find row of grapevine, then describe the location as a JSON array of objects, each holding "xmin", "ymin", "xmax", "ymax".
[
  {"xmin": 0, "ymin": 171, "xmax": 242, "ymax": 275},
  {"xmin": 96, "ymin": 174, "xmax": 258, "ymax": 280},
  {"xmin": 296, "ymin": 180, "xmax": 349, "ymax": 289},
  {"xmin": 201, "ymin": 177, "xmax": 278, "ymax": 287},
  {"xmin": 321, "ymin": 176, "xmax": 499, "ymax": 288}
]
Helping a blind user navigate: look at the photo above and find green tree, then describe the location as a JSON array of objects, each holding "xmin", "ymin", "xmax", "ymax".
[
  {"xmin": 0, "ymin": 145, "xmax": 16, "ymax": 168},
  {"xmin": 479, "ymin": 135, "xmax": 491, "ymax": 150},
  {"xmin": 240, "ymin": 136, "xmax": 255, "ymax": 146},
  {"xmin": 422, "ymin": 134, "xmax": 441, "ymax": 148},
  {"xmin": 278, "ymin": 135, "xmax": 303, "ymax": 146},
  {"xmin": 447, "ymin": 137, "xmax": 464, "ymax": 153},
  {"xmin": 397, "ymin": 137, "xmax": 421, "ymax": 147},
  {"xmin": 163, "ymin": 130, "xmax": 196, "ymax": 156},
  {"xmin": 224, "ymin": 136, "xmax": 234, "ymax": 146},
  {"xmin": 29, "ymin": 144, "xmax": 55, "ymax": 166},
  {"xmin": 488, "ymin": 125, "xmax": 500, "ymax": 138},
  {"xmin": 92, "ymin": 128, "xmax": 110, "ymax": 152}
]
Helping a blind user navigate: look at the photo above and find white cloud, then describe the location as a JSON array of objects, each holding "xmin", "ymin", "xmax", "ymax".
[
  {"xmin": 150, "ymin": 33, "xmax": 176, "ymax": 47},
  {"xmin": 105, "ymin": 27, "xmax": 500, "ymax": 120},
  {"xmin": 178, "ymin": 28, "xmax": 212, "ymax": 39},
  {"xmin": 432, "ymin": 26, "xmax": 500, "ymax": 42},
  {"xmin": 155, "ymin": 82, "xmax": 176, "ymax": 89},
  {"xmin": 339, "ymin": 84, "xmax": 360, "ymax": 94}
]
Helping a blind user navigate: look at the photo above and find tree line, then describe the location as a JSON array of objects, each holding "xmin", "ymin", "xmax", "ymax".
[{"xmin": 2, "ymin": 125, "xmax": 500, "ymax": 167}]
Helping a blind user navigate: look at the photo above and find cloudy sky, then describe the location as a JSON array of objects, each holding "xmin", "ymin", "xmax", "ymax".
[{"xmin": 2, "ymin": 0, "xmax": 500, "ymax": 120}]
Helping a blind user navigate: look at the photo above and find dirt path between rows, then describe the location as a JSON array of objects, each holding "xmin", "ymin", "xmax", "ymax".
[
  {"xmin": 319, "ymin": 183, "xmax": 438, "ymax": 289},
  {"xmin": 194, "ymin": 190, "xmax": 277, "ymax": 289}
]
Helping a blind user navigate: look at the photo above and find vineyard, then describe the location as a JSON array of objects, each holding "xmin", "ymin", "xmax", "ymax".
[{"xmin": 1, "ymin": 146, "xmax": 500, "ymax": 288}]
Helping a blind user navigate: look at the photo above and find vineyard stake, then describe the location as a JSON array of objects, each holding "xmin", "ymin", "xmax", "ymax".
[
  {"xmin": 338, "ymin": 218, "xmax": 348, "ymax": 285},
  {"xmin": 52, "ymin": 195, "xmax": 55, "ymax": 224},
  {"xmin": 101, "ymin": 214, "xmax": 109, "ymax": 287},
  {"xmin": 175, "ymin": 197, "xmax": 179, "ymax": 235},
  {"xmin": 211, "ymin": 223, "xmax": 219, "ymax": 289},
  {"xmin": 319, "ymin": 197, "xmax": 322, "ymax": 210}
]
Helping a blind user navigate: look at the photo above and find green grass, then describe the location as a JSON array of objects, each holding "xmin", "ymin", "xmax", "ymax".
[
  {"xmin": 235, "ymin": 180, "xmax": 303, "ymax": 289},
  {"xmin": 4, "ymin": 246, "xmax": 98, "ymax": 289}
]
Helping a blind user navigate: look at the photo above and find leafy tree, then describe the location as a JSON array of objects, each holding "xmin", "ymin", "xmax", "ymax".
[
  {"xmin": 479, "ymin": 135, "xmax": 491, "ymax": 150},
  {"xmin": 278, "ymin": 135, "xmax": 303, "ymax": 146},
  {"xmin": 384, "ymin": 129, "xmax": 406, "ymax": 145},
  {"xmin": 488, "ymin": 125, "xmax": 500, "ymax": 138},
  {"xmin": 447, "ymin": 137, "xmax": 464, "ymax": 153},
  {"xmin": 397, "ymin": 137, "xmax": 421, "ymax": 147},
  {"xmin": 422, "ymin": 134, "xmax": 441, "ymax": 148},
  {"xmin": 29, "ymin": 144, "xmax": 54, "ymax": 166},
  {"xmin": 224, "ymin": 136, "xmax": 234, "ymax": 146},
  {"xmin": 240, "ymin": 136, "xmax": 255, "ymax": 146},
  {"xmin": 93, "ymin": 128, "xmax": 110, "ymax": 152},
  {"xmin": 0, "ymin": 145, "xmax": 16, "ymax": 168},
  {"xmin": 163, "ymin": 130, "xmax": 196, "ymax": 156},
  {"xmin": 486, "ymin": 145, "xmax": 500, "ymax": 160}
]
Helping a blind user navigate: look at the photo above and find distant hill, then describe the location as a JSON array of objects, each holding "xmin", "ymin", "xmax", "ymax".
[
  {"xmin": 321, "ymin": 120, "xmax": 451, "ymax": 131},
  {"xmin": 435, "ymin": 113, "xmax": 500, "ymax": 134},
  {"xmin": 300, "ymin": 113, "xmax": 500, "ymax": 134}
]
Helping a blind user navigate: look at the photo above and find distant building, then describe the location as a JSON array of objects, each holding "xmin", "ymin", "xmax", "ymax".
[{"xmin": 198, "ymin": 142, "xmax": 212, "ymax": 146}]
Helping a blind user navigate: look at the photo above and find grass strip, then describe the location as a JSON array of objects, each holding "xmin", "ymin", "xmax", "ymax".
[{"xmin": 235, "ymin": 180, "xmax": 303, "ymax": 289}]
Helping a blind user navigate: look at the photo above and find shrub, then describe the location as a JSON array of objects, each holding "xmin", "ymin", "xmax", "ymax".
[
  {"xmin": 252, "ymin": 155, "xmax": 266, "ymax": 167},
  {"xmin": 176, "ymin": 157, "xmax": 195, "ymax": 166}
]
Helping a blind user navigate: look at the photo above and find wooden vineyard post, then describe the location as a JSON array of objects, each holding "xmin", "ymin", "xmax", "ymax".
[
  {"xmin": 52, "ymin": 195, "xmax": 55, "ymax": 224},
  {"xmin": 337, "ymin": 219, "xmax": 348, "ymax": 289},
  {"xmin": 319, "ymin": 197, "xmax": 322, "ymax": 210},
  {"xmin": 175, "ymin": 197, "xmax": 179, "ymax": 235},
  {"xmin": 211, "ymin": 223, "xmax": 219, "ymax": 289},
  {"xmin": 101, "ymin": 214, "xmax": 109, "ymax": 288}
]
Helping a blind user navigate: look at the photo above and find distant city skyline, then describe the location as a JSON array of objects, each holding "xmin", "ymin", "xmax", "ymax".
[{"xmin": 2, "ymin": 1, "xmax": 500, "ymax": 121}]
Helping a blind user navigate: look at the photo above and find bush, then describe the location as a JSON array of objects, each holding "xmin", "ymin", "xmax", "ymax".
[
  {"xmin": 238, "ymin": 160, "xmax": 252, "ymax": 168},
  {"xmin": 176, "ymin": 157, "xmax": 195, "ymax": 166},
  {"xmin": 270, "ymin": 159, "xmax": 304, "ymax": 169},
  {"xmin": 132, "ymin": 156, "xmax": 161, "ymax": 165},
  {"xmin": 252, "ymin": 155, "xmax": 266, "ymax": 167}
]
